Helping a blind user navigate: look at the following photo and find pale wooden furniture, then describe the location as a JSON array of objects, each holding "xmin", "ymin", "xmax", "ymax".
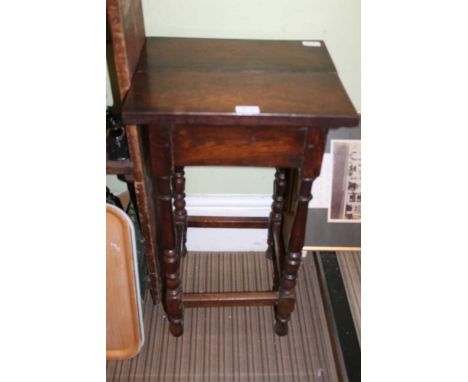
[{"xmin": 106, "ymin": 204, "xmax": 144, "ymax": 360}]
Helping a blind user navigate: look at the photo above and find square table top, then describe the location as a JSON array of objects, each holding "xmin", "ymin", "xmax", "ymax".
[{"xmin": 122, "ymin": 37, "xmax": 359, "ymax": 128}]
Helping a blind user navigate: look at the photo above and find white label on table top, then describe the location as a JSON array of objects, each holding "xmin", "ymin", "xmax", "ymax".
[
  {"xmin": 235, "ymin": 105, "xmax": 261, "ymax": 115},
  {"xmin": 302, "ymin": 40, "xmax": 321, "ymax": 47}
]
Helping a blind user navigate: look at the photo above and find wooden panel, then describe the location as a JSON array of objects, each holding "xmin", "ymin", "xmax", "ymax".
[
  {"xmin": 107, "ymin": 0, "xmax": 162, "ymax": 303},
  {"xmin": 172, "ymin": 125, "xmax": 306, "ymax": 167},
  {"xmin": 106, "ymin": 0, "xmax": 145, "ymax": 99},
  {"xmin": 188, "ymin": 216, "xmax": 269, "ymax": 229},
  {"xmin": 124, "ymin": 71, "xmax": 358, "ymax": 124},
  {"xmin": 126, "ymin": 125, "xmax": 161, "ymax": 303},
  {"xmin": 106, "ymin": 204, "xmax": 143, "ymax": 360},
  {"xmin": 184, "ymin": 291, "xmax": 278, "ymax": 307},
  {"xmin": 147, "ymin": 125, "xmax": 173, "ymax": 176},
  {"xmin": 106, "ymin": 159, "xmax": 133, "ymax": 175},
  {"xmin": 121, "ymin": 37, "xmax": 359, "ymax": 127},
  {"xmin": 139, "ymin": 37, "xmax": 336, "ymax": 73}
]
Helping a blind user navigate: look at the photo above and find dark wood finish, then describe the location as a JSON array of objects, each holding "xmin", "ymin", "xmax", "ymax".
[
  {"xmin": 106, "ymin": 0, "xmax": 145, "ymax": 99},
  {"xmin": 266, "ymin": 169, "xmax": 287, "ymax": 260},
  {"xmin": 117, "ymin": 31, "xmax": 359, "ymax": 336},
  {"xmin": 188, "ymin": 216, "xmax": 269, "ymax": 229},
  {"xmin": 274, "ymin": 128, "xmax": 327, "ymax": 336},
  {"xmin": 136, "ymin": 37, "xmax": 337, "ymax": 73},
  {"xmin": 147, "ymin": 125, "xmax": 184, "ymax": 337},
  {"xmin": 122, "ymin": 37, "xmax": 359, "ymax": 128},
  {"xmin": 274, "ymin": 178, "xmax": 313, "ymax": 336},
  {"xmin": 125, "ymin": 126, "xmax": 160, "ymax": 304},
  {"xmin": 172, "ymin": 166, "xmax": 188, "ymax": 257},
  {"xmin": 173, "ymin": 125, "xmax": 306, "ymax": 167},
  {"xmin": 154, "ymin": 175, "xmax": 183, "ymax": 337},
  {"xmin": 106, "ymin": 39, "xmax": 121, "ymax": 110},
  {"xmin": 106, "ymin": 159, "xmax": 133, "ymax": 175},
  {"xmin": 184, "ymin": 291, "xmax": 278, "ymax": 307},
  {"xmin": 280, "ymin": 169, "xmax": 300, "ymax": 260},
  {"xmin": 272, "ymin": 224, "xmax": 285, "ymax": 290},
  {"xmin": 106, "ymin": 0, "xmax": 161, "ymax": 304},
  {"xmin": 125, "ymin": 72, "xmax": 356, "ymax": 125}
]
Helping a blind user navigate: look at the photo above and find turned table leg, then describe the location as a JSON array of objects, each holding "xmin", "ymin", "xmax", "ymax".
[
  {"xmin": 173, "ymin": 166, "xmax": 188, "ymax": 257},
  {"xmin": 274, "ymin": 177, "xmax": 313, "ymax": 335},
  {"xmin": 274, "ymin": 128, "xmax": 326, "ymax": 336},
  {"xmin": 266, "ymin": 168, "xmax": 286, "ymax": 260},
  {"xmin": 155, "ymin": 174, "xmax": 184, "ymax": 337}
]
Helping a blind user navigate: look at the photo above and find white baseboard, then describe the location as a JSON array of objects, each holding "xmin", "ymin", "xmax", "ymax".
[
  {"xmin": 184, "ymin": 180, "xmax": 330, "ymax": 251},
  {"xmin": 185, "ymin": 194, "xmax": 271, "ymax": 251}
]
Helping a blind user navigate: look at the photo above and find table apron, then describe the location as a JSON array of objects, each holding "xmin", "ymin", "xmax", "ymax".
[{"xmin": 171, "ymin": 125, "xmax": 307, "ymax": 168}]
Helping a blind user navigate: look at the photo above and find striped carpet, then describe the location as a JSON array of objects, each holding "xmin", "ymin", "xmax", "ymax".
[
  {"xmin": 336, "ymin": 251, "xmax": 361, "ymax": 344},
  {"xmin": 107, "ymin": 252, "xmax": 340, "ymax": 381}
]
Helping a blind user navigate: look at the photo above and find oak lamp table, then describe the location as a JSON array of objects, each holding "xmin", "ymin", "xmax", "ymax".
[{"xmin": 121, "ymin": 37, "xmax": 360, "ymax": 337}]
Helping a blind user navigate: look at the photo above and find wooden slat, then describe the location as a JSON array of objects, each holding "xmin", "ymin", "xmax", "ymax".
[
  {"xmin": 173, "ymin": 125, "xmax": 306, "ymax": 168},
  {"xmin": 107, "ymin": 0, "xmax": 161, "ymax": 302},
  {"xmin": 188, "ymin": 215, "xmax": 269, "ymax": 229},
  {"xmin": 107, "ymin": 252, "xmax": 341, "ymax": 381},
  {"xmin": 125, "ymin": 125, "xmax": 161, "ymax": 303},
  {"xmin": 106, "ymin": 159, "xmax": 134, "ymax": 175},
  {"xmin": 184, "ymin": 291, "xmax": 278, "ymax": 307}
]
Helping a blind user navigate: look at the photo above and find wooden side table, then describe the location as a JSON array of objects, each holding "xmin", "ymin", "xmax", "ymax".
[{"xmin": 120, "ymin": 37, "xmax": 359, "ymax": 337}]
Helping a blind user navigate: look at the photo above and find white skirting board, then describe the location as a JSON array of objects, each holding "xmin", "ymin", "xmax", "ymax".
[
  {"xmin": 186, "ymin": 194, "xmax": 270, "ymax": 251},
  {"xmin": 185, "ymin": 163, "xmax": 331, "ymax": 252}
]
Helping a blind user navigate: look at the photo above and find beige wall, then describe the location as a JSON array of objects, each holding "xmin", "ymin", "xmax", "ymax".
[{"xmin": 107, "ymin": 0, "xmax": 360, "ymax": 194}]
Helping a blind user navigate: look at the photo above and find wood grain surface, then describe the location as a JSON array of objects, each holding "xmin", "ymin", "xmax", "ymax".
[
  {"xmin": 107, "ymin": 0, "xmax": 162, "ymax": 302},
  {"xmin": 138, "ymin": 38, "xmax": 337, "ymax": 73},
  {"xmin": 106, "ymin": 159, "xmax": 134, "ymax": 175},
  {"xmin": 106, "ymin": 0, "xmax": 145, "ymax": 99},
  {"xmin": 173, "ymin": 125, "xmax": 307, "ymax": 167},
  {"xmin": 187, "ymin": 216, "xmax": 269, "ymax": 229},
  {"xmin": 122, "ymin": 37, "xmax": 359, "ymax": 127}
]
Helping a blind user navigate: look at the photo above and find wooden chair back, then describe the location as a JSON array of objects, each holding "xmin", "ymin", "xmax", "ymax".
[
  {"xmin": 107, "ymin": 0, "xmax": 161, "ymax": 304},
  {"xmin": 106, "ymin": 0, "xmax": 145, "ymax": 99}
]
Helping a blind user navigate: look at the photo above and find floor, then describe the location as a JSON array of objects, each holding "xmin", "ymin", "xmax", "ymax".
[
  {"xmin": 107, "ymin": 251, "xmax": 347, "ymax": 381},
  {"xmin": 336, "ymin": 251, "xmax": 361, "ymax": 344}
]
